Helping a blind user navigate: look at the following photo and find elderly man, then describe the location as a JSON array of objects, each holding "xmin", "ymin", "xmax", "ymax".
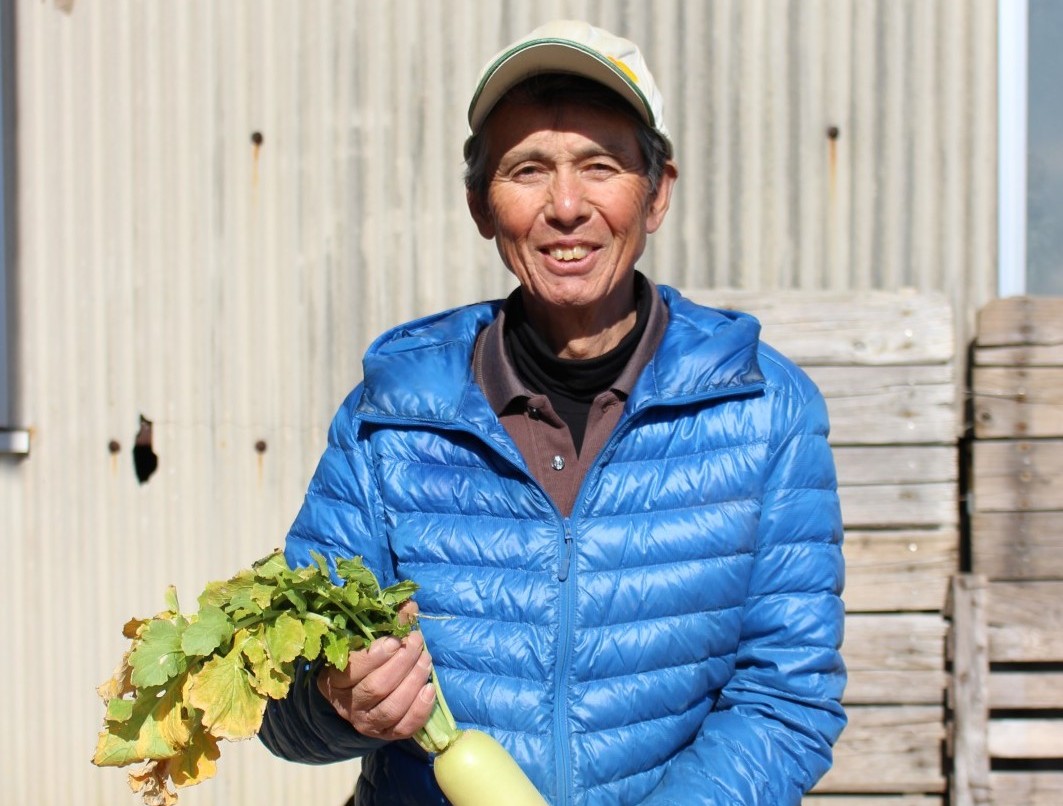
[{"xmin": 259, "ymin": 20, "xmax": 846, "ymax": 805}]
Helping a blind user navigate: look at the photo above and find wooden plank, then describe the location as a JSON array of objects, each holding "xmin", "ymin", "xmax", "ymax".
[
  {"xmin": 988, "ymin": 719, "xmax": 1063, "ymax": 758},
  {"xmin": 971, "ymin": 512, "xmax": 1063, "ymax": 580},
  {"xmin": 842, "ymin": 614, "xmax": 947, "ymax": 705},
  {"xmin": 843, "ymin": 670, "xmax": 947, "ymax": 707},
  {"xmin": 812, "ymin": 365, "xmax": 956, "ymax": 446},
  {"xmin": 987, "ymin": 581, "xmax": 1063, "ymax": 662},
  {"xmin": 687, "ymin": 289, "xmax": 955, "ymax": 366},
  {"xmin": 976, "ymin": 296, "xmax": 1063, "ymax": 348},
  {"xmin": 946, "ymin": 575, "xmax": 991, "ymax": 806},
  {"xmin": 834, "ymin": 446, "xmax": 957, "ymax": 486},
  {"xmin": 835, "ymin": 446, "xmax": 958, "ymax": 530},
  {"xmin": 839, "ymin": 483, "xmax": 958, "ymax": 529},
  {"xmin": 976, "ymin": 344, "xmax": 1063, "ymax": 367},
  {"xmin": 972, "ymin": 440, "xmax": 1063, "ymax": 512},
  {"xmin": 813, "ymin": 705, "xmax": 945, "ymax": 793},
  {"xmin": 989, "ymin": 771, "xmax": 1063, "ymax": 806},
  {"xmin": 805, "ymin": 800, "xmax": 941, "ymax": 806},
  {"xmin": 990, "ymin": 671, "xmax": 1063, "ymax": 710},
  {"xmin": 843, "ymin": 530, "xmax": 957, "ymax": 613},
  {"xmin": 972, "ymin": 367, "xmax": 1063, "ymax": 438}
]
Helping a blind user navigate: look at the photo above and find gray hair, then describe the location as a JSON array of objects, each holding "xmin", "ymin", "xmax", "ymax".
[{"xmin": 463, "ymin": 74, "xmax": 674, "ymax": 203}]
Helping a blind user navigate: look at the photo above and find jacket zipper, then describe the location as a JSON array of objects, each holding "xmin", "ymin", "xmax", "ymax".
[
  {"xmin": 546, "ymin": 382, "xmax": 766, "ymax": 805},
  {"xmin": 554, "ymin": 521, "xmax": 575, "ymax": 805}
]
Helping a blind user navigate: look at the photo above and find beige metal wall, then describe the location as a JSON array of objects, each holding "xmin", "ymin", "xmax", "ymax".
[{"xmin": 0, "ymin": 1, "xmax": 997, "ymax": 804}]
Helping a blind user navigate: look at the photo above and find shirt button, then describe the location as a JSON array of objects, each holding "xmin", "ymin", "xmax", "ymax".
[{"xmin": 551, "ymin": 455, "xmax": 566, "ymax": 471}]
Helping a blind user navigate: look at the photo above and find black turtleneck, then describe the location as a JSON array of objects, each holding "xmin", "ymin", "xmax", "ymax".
[{"xmin": 503, "ymin": 274, "xmax": 651, "ymax": 454}]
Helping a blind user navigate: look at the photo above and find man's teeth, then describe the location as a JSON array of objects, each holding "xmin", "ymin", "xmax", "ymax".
[{"xmin": 549, "ymin": 246, "xmax": 589, "ymax": 262}]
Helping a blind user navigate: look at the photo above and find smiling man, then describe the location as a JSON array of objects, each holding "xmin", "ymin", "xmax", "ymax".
[{"xmin": 259, "ymin": 20, "xmax": 847, "ymax": 806}]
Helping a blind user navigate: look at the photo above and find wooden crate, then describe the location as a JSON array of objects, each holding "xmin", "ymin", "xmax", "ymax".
[
  {"xmin": 951, "ymin": 297, "xmax": 1063, "ymax": 806},
  {"xmin": 689, "ymin": 289, "xmax": 958, "ymax": 804}
]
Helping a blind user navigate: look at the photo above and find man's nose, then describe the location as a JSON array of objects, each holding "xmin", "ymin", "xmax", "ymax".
[{"xmin": 545, "ymin": 170, "xmax": 590, "ymax": 226}]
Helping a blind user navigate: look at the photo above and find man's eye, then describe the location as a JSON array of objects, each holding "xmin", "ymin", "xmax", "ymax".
[{"xmin": 586, "ymin": 162, "xmax": 618, "ymax": 175}]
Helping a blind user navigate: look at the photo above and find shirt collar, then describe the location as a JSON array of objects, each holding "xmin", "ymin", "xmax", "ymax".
[{"xmin": 474, "ymin": 274, "xmax": 669, "ymax": 416}]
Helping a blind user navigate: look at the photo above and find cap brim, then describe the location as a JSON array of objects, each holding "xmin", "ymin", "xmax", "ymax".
[{"xmin": 467, "ymin": 39, "xmax": 654, "ymax": 134}]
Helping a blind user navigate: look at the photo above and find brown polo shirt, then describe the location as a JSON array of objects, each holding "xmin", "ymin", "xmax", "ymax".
[{"xmin": 472, "ymin": 279, "xmax": 669, "ymax": 517}]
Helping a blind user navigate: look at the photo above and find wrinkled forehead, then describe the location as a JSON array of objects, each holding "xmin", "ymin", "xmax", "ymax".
[{"xmin": 482, "ymin": 96, "xmax": 646, "ymax": 164}]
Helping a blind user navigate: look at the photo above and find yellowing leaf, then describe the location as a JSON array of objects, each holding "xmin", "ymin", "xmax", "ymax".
[
  {"xmin": 302, "ymin": 616, "xmax": 329, "ymax": 661},
  {"xmin": 250, "ymin": 663, "xmax": 292, "ymax": 700},
  {"xmin": 265, "ymin": 611, "xmax": 305, "ymax": 666},
  {"xmin": 197, "ymin": 571, "xmax": 255, "ymax": 611},
  {"xmin": 163, "ymin": 585, "xmax": 180, "ymax": 615},
  {"xmin": 123, "ymin": 617, "xmax": 149, "ymax": 640},
  {"xmin": 93, "ymin": 684, "xmax": 183, "ymax": 767},
  {"xmin": 250, "ymin": 550, "xmax": 289, "ymax": 579},
  {"xmin": 168, "ymin": 728, "xmax": 221, "ymax": 789},
  {"xmin": 185, "ymin": 649, "xmax": 265, "ymax": 741},
  {"xmin": 97, "ymin": 653, "xmax": 136, "ymax": 702},
  {"xmin": 156, "ymin": 681, "xmax": 193, "ymax": 749},
  {"xmin": 128, "ymin": 761, "xmax": 178, "ymax": 806}
]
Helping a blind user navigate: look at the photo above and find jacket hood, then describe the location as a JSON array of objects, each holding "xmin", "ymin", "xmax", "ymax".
[{"xmin": 355, "ymin": 286, "xmax": 764, "ymax": 426}]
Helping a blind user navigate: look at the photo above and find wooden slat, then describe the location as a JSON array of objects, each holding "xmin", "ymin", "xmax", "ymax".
[
  {"xmin": 971, "ymin": 512, "xmax": 1063, "ymax": 580},
  {"xmin": 990, "ymin": 671, "xmax": 1063, "ymax": 710},
  {"xmin": 839, "ymin": 483, "xmax": 958, "ymax": 529},
  {"xmin": 688, "ymin": 289, "xmax": 955, "ymax": 366},
  {"xmin": 988, "ymin": 719, "xmax": 1063, "ymax": 758},
  {"xmin": 972, "ymin": 367, "xmax": 1063, "ymax": 439},
  {"xmin": 972, "ymin": 439, "xmax": 1063, "ymax": 512},
  {"xmin": 843, "ymin": 530, "xmax": 957, "ymax": 612},
  {"xmin": 946, "ymin": 575, "xmax": 991, "ymax": 806},
  {"xmin": 835, "ymin": 445, "xmax": 958, "ymax": 530},
  {"xmin": 975, "ymin": 297, "xmax": 1063, "ymax": 348},
  {"xmin": 842, "ymin": 614, "xmax": 947, "ymax": 704},
  {"xmin": 989, "ymin": 771, "xmax": 1063, "ymax": 806},
  {"xmin": 986, "ymin": 581, "xmax": 1063, "ymax": 662},
  {"xmin": 804, "ymin": 797, "xmax": 942, "ymax": 806},
  {"xmin": 813, "ymin": 365, "xmax": 956, "ymax": 446},
  {"xmin": 834, "ymin": 446, "xmax": 956, "ymax": 486},
  {"xmin": 976, "ymin": 344, "xmax": 1063, "ymax": 367},
  {"xmin": 812, "ymin": 705, "xmax": 945, "ymax": 794}
]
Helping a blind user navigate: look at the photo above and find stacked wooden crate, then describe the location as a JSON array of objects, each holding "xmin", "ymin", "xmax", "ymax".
[
  {"xmin": 688, "ymin": 288, "xmax": 959, "ymax": 805},
  {"xmin": 950, "ymin": 297, "xmax": 1063, "ymax": 805}
]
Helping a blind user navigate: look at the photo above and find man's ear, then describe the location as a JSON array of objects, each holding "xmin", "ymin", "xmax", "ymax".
[
  {"xmin": 645, "ymin": 161, "xmax": 678, "ymax": 235},
  {"xmin": 467, "ymin": 189, "xmax": 496, "ymax": 239}
]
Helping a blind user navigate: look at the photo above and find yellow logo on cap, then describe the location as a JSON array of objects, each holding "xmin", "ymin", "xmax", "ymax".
[{"xmin": 608, "ymin": 57, "xmax": 639, "ymax": 83}]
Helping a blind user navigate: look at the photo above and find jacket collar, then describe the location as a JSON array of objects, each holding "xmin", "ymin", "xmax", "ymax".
[
  {"xmin": 355, "ymin": 286, "xmax": 764, "ymax": 427},
  {"xmin": 629, "ymin": 285, "xmax": 765, "ymax": 413}
]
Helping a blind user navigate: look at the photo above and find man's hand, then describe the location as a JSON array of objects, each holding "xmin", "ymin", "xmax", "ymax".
[{"xmin": 317, "ymin": 602, "xmax": 436, "ymax": 741}]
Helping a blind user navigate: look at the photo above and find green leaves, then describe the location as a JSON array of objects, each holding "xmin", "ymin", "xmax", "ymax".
[
  {"xmin": 181, "ymin": 607, "xmax": 233, "ymax": 658},
  {"xmin": 129, "ymin": 619, "xmax": 187, "ymax": 688},
  {"xmin": 93, "ymin": 550, "xmax": 418, "ymax": 804}
]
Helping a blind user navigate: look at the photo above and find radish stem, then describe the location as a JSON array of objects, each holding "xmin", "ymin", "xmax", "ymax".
[{"xmin": 412, "ymin": 671, "xmax": 462, "ymax": 754}]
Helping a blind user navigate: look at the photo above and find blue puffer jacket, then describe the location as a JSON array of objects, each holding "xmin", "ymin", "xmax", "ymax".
[{"xmin": 259, "ymin": 285, "xmax": 847, "ymax": 805}]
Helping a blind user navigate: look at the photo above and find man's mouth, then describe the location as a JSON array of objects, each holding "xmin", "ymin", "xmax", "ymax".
[{"xmin": 547, "ymin": 245, "xmax": 590, "ymax": 262}]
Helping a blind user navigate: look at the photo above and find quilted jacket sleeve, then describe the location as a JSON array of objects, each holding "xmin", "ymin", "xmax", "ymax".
[
  {"xmin": 643, "ymin": 369, "xmax": 847, "ymax": 805},
  {"xmin": 258, "ymin": 388, "xmax": 394, "ymax": 765}
]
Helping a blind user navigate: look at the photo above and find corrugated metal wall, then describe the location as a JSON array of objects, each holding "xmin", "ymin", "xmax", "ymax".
[{"xmin": 0, "ymin": 1, "xmax": 997, "ymax": 804}]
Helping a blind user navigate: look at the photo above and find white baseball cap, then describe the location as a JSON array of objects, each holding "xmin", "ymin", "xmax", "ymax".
[{"xmin": 467, "ymin": 20, "xmax": 671, "ymax": 143}]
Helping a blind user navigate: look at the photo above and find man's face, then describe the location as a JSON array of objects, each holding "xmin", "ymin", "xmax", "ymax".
[{"xmin": 469, "ymin": 99, "xmax": 676, "ymax": 327}]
